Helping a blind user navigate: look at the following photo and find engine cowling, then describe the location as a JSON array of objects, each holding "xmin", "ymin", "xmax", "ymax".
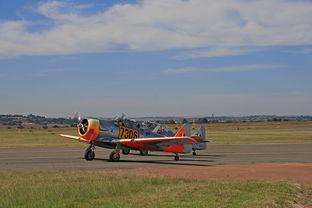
[{"xmin": 78, "ymin": 119, "xmax": 100, "ymax": 140}]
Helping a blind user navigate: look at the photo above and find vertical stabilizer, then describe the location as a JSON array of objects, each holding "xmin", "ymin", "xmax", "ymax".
[
  {"xmin": 195, "ymin": 126, "xmax": 206, "ymax": 139},
  {"xmin": 175, "ymin": 123, "xmax": 191, "ymax": 137}
]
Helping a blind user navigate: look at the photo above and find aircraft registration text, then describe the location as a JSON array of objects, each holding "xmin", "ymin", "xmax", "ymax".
[{"xmin": 119, "ymin": 126, "xmax": 139, "ymax": 139}]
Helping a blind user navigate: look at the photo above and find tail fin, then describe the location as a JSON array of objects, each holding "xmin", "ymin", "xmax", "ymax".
[
  {"xmin": 193, "ymin": 126, "xmax": 206, "ymax": 139},
  {"xmin": 174, "ymin": 123, "xmax": 191, "ymax": 137}
]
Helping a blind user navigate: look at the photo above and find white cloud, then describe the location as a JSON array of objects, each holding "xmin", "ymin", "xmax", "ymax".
[
  {"xmin": 165, "ymin": 64, "xmax": 282, "ymax": 73},
  {"xmin": 173, "ymin": 47, "xmax": 254, "ymax": 59},
  {"xmin": 0, "ymin": 0, "xmax": 312, "ymax": 58},
  {"xmin": 209, "ymin": 64, "xmax": 282, "ymax": 72}
]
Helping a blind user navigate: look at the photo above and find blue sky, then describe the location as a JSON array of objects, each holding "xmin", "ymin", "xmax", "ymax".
[{"xmin": 0, "ymin": 0, "xmax": 311, "ymax": 117}]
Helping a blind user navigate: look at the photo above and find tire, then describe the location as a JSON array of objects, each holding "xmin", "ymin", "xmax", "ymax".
[
  {"xmin": 109, "ymin": 151, "xmax": 120, "ymax": 162},
  {"xmin": 122, "ymin": 149, "xmax": 130, "ymax": 155},
  {"xmin": 84, "ymin": 150, "xmax": 95, "ymax": 161},
  {"xmin": 139, "ymin": 150, "xmax": 148, "ymax": 156},
  {"xmin": 192, "ymin": 151, "xmax": 197, "ymax": 156}
]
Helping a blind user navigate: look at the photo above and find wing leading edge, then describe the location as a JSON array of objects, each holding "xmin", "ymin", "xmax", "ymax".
[{"xmin": 60, "ymin": 134, "xmax": 90, "ymax": 143}]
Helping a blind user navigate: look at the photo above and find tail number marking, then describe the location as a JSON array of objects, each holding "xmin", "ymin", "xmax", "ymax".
[{"xmin": 119, "ymin": 126, "xmax": 139, "ymax": 139}]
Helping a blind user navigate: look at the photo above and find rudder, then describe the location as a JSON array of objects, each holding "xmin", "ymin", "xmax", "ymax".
[{"xmin": 174, "ymin": 123, "xmax": 191, "ymax": 137}]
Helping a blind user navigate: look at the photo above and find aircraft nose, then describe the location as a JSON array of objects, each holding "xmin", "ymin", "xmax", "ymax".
[{"xmin": 78, "ymin": 119, "xmax": 100, "ymax": 140}]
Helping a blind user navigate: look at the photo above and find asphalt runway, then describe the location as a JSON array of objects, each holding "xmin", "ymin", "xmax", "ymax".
[{"xmin": 0, "ymin": 143, "xmax": 311, "ymax": 171}]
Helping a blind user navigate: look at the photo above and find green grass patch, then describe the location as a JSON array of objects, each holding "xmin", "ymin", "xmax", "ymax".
[{"xmin": 0, "ymin": 171, "xmax": 311, "ymax": 208}]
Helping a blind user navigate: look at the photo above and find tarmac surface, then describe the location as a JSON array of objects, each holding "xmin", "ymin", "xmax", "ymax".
[{"xmin": 0, "ymin": 143, "xmax": 311, "ymax": 171}]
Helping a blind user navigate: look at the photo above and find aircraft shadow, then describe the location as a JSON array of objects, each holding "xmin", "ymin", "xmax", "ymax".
[
  {"xmin": 93, "ymin": 157, "xmax": 214, "ymax": 167},
  {"xmin": 130, "ymin": 153, "xmax": 223, "ymax": 158},
  {"xmin": 182, "ymin": 154, "xmax": 224, "ymax": 158},
  {"xmin": 119, "ymin": 160, "xmax": 213, "ymax": 167}
]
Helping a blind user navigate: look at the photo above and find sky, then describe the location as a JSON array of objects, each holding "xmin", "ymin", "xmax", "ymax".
[{"xmin": 0, "ymin": 0, "xmax": 311, "ymax": 118}]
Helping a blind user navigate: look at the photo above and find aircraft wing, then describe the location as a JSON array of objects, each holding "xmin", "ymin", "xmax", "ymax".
[
  {"xmin": 116, "ymin": 136, "xmax": 198, "ymax": 150},
  {"xmin": 60, "ymin": 134, "xmax": 90, "ymax": 144},
  {"xmin": 60, "ymin": 133, "xmax": 199, "ymax": 151}
]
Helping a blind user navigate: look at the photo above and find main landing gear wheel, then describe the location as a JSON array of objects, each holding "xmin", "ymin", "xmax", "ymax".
[
  {"xmin": 122, "ymin": 149, "xmax": 130, "ymax": 155},
  {"xmin": 174, "ymin": 154, "xmax": 180, "ymax": 161},
  {"xmin": 84, "ymin": 149, "xmax": 95, "ymax": 161},
  {"xmin": 192, "ymin": 151, "xmax": 197, "ymax": 156},
  {"xmin": 139, "ymin": 150, "xmax": 148, "ymax": 156},
  {"xmin": 109, "ymin": 151, "xmax": 120, "ymax": 162}
]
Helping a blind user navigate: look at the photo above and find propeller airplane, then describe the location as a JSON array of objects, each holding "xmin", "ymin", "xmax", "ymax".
[{"xmin": 60, "ymin": 115, "xmax": 208, "ymax": 162}]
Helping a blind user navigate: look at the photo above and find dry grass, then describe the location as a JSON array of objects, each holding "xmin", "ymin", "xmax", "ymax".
[
  {"xmin": 0, "ymin": 127, "xmax": 82, "ymax": 148},
  {"xmin": 166, "ymin": 121, "xmax": 312, "ymax": 144},
  {"xmin": 166, "ymin": 121, "xmax": 312, "ymax": 130},
  {"xmin": 0, "ymin": 122, "xmax": 311, "ymax": 147}
]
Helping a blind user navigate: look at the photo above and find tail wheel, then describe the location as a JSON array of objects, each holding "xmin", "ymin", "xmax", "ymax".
[
  {"xmin": 140, "ymin": 150, "xmax": 148, "ymax": 156},
  {"xmin": 84, "ymin": 150, "xmax": 95, "ymax": 161},
  {"xmin": 122, "ymin": 149, "xmax": 130, "ymax": 155},
  {"xmin": 109, "ymin": 151, "xmax": 120, "ymax": 162}
]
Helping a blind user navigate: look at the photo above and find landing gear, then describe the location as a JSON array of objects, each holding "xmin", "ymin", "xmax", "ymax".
[
  {"xmin": 109, "ymin": 151, "xmax": 120, "ymax": 162},
  {"xmin": 122, "ymin": 148, "xmax": 130, "ymax": 155},
  {"xmin": 174, "ymin": 154, "xmax": 180, "ymax": 161},
  {"xmin": 192, "ymin": 151, "xmax": 197, "ymax": 156},
  {"xmin": 84, "ymin": 144, "xmax": 95, "ymax": 161},
  {"xmin": 139, "ymin": 149, "xmax": 148, "ymax": 156},
  {"xmin": 109, "ymin": 144, "xmax": 121, "ymax": 162}
]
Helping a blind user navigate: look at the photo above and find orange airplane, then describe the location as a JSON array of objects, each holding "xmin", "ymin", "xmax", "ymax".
[{"xmin": 60, "ymin": 115, "xmax": 207, "ymax": 162}]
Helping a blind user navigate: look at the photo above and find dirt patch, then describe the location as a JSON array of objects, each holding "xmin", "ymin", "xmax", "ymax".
[{"xmin": 110, "ymin": 163, "xmax": 312, "ymax": 186}]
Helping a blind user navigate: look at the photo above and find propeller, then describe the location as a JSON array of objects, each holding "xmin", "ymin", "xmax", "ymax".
[{"xmin": 78, "ymin": 119, "xmax": 88, "ymax": 135}]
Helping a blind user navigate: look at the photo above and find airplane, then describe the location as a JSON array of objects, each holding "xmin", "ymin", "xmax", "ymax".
[{"xmin": 60, "ymin": 115, "xmax": 208, "ymax": 162}]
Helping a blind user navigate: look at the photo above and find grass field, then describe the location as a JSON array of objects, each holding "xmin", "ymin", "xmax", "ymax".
[
  {"xmin": 0, "ymin": 121, "xmax": 311, "ymax": 147},
  {"xmin": 167, "ymin": 121, "xmax": 312, "ymax": 144},
  {"xmin": 0, "ymin": 171, "xmax": 311, "ymax": 208},
  {"xmin": 0, "ymin": 127, "xmax": 81, "ymax": 148}
]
